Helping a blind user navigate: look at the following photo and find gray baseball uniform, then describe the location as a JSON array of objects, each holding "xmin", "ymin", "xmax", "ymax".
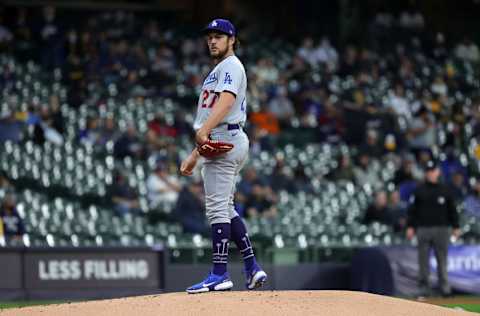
[{"xmin": 194, "ymin": 55, "xmax": 248, "ymax": 225}]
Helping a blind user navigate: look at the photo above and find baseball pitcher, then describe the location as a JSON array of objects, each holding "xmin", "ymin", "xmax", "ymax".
[{"xmin": 180, "ymin": 18, "xmax": 267, "ymax": 294}]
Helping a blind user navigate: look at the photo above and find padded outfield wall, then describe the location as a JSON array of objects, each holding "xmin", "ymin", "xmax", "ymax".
[
  {"xmin": 0, "ymin": 246, "xmax": 349, "ymax": 300},
  {"xmin": 2, "ymin": 245, "xmax": 480, "ymax": 299}
]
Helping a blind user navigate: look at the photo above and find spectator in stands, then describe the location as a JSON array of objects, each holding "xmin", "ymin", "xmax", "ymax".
[
  {"xmin": 49, "ymin": 95, "xmax": 64, "ymax": 134},
  {"xmin": 359, "ymin": 129, "xmax": 384, "ymax": 159},
  {"xmin": 394, "ymin": 156, "xmax": 421, "ymax": 202},
  {"xmin": 284, "ymin": 54, "xmax": 309, "ymax": 82},
  {"xmin": 108, "ymin": 172, "xmax": 141, "ymax": 216},
  {"xmin": 353, "ymin": 152, "xmax": 380, "ymax": 188},
  {"xmin": 292, "ymin": 164, "xmax": 314, "ymax": 194},
  {"xmin": 268, "ymin": 156, "xmax": 296, "ymax": 193},
  {"xmin": 114, "ymin": 124, "xmax": 145, "ymax": 159},
  {"xmin": 388, "ymin": 189, "xmax": 408, "ymax": 232},
  {"xmin": 146, "ymin": 163, "xmax": 181, "ymax": 209},
  {"xmin": 173, "ymin": 111, "xmax": 193, "ymax": 137},
  {"xmin": 149, "ymin": 142, "xmax": 181, "ymax": 172},
  {"xmin": 0, "ymin": 171, "xmax": 12, "ymax": 192},
  {"xmin": 0, "ymin": 111, "xmax": 23, "ymax": 142},
  {"xmin": 317, "ymin": 97, "xmax": 344, "ymax": 144},
  {"xmin": 250, "ymin": 105, "xmax": 280, "ymax": 136},
  {"xmin": 148, "ymin": 113, "xmax": 177, "ymax": 138},
  {"xmin": 173, "ymin": 180, "xmax": 208, "ymax": 235},
  {"xmin": 440, "ymin": 149, "xmax": 467, "ymax": 185},
  {"xmin": 64, "ymin": 53, "xmax": 86, "ymax": 105},
  {"xmin": 244, "ymin": 183, "xmax": 278, "ymax": 219},
  {"xmin": 247, "ymin": 125, "xmax": 275, "ymax": 154},
  {"xmin": 0, "ymin": 14, "xmax": 13, "ymax": 50},
  {"xmin": 268, "ymin": 84, "xmax": 295, "ymax": 125},
  {"xmin": 342, "ymin": 95, "xmax": 370, "ymax": 146},
  {"xmin": 394, "ymin": 155, "xmax": 421, "ymax": 184},
  {"xmin": 431, "ymin": 76, "xmax": 448, "ymax": 98},
  {"xmin": 386, "ymin": 83, "xmax": 411, "ymax": 121},
  {"xmin": 297, "ymin": 37, "xmax": 322, "ymax": 67},
  {"xmin": 362, "ymin": 190, "xmax": 393, "ymax": 226},
  {"xmin": 38, "ymin": 6, "xmax": 64, "ymax": 70},
  {"xmin": 449, "ymin": 171, "xmax": 468, "ymax": 202},
  {"xmin": 78, "ymin": 116, "xmax": 101, "ymax": 146},
  {"xmin": 407, "ymin": 107, "xmax": 437, "ymax": 151},
  {"xmin": 369, "ymin": 9, "xmax": 394, "ymax": 50},
  {"xmin": 338, "ymin": 45, "xmax": 359, "ymax": 77},
  {"xmin": 316, "ymin": 37, "xmax": 339, "ymax": 69},
  {"xmin": 455, "ymin": 37, "xmax": 479, "ymax": 63},
  {"xmin": 251, "ymin": 57, "xmax": 279, "ymax": 86},
  {"xmin": 0, "ymin": 194, "xmax": 25, "ymax": 242},
  {"xmin": 98, "ymin": 116, "xmax": 118, "ymax": 146},
  {"xmin": 330, "ymin": 153, "xmax": 356, "ymax": 183},
  {"xmin": 464, "ymin": 178, "xmax": 480, "ymax": 218},
  {"xmin": 33, "ymin": 105, "xmax": 64, "ymax": 146},
  {"xmin": 399, "ymin": 8, "xmax": 425, "ymax": 32},
  {"xmin": 432, "ymin": 33, "xmax": 448, "ymax": 63},
  {"xmin": 151, "ymin": 43, "xmax": 177, "ymax": 80},
  {"xmin": 238, "ymin": 167, "xmax": 264, "ymax": 197},
  {"xmin": 11, "ymin": 8, "xmax": 35, "ymax": 62}
]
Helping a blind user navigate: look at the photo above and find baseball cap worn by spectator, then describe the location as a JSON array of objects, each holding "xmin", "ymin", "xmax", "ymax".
[
  {"xmin": 425, "ymin": 160, "xmax": 438, "ymax": 172},
  {"xmin": 203, "ymin": 19, "xmax": 236, "ymax": 36}
]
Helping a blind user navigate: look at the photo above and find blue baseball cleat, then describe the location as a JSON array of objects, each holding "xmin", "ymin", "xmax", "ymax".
[
  {"xmin": 245, "ymin": 263, "xmax": 267, "ymax": 290},
  {"xmin": 186, "ymin": 272, "xmax": 233, "ymax": 294}
]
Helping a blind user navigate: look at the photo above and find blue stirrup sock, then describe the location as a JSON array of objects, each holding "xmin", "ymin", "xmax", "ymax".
[
  {"xmin": 230, "ymin": 216, "xmax": 257, "ymax": 271},
  {"xmin": 211, "ymin": 223, "xmax": 231, "ymax": 275}
]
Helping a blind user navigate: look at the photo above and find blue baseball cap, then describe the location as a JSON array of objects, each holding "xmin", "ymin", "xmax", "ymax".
[{"xmin": 203, "ymin": 19, "xmax": 236, "ymax": 36}]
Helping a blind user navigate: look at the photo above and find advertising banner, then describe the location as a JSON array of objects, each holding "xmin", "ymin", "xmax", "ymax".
[
  {"xmin": 24, "ymin": 248, "xmax": 162, "ymax": 289},
  {"xmin": 384, "ymin": 245, "xmax": 480, "ymax": 295}
]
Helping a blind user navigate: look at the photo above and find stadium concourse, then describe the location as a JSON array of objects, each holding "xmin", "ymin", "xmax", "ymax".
[{"xmin": 0, "ymin": 6, "xmax": 480, "ymax": 264}]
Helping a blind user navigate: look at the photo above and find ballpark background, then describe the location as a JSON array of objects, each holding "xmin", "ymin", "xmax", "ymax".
[{"xmin": 0, "ymin": 0, "xmax": 480, "ymax": 315}]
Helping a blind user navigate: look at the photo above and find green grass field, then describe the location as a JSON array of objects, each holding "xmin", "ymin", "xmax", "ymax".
[
  {"xmin": 443, "ymin": 304, "xmax": 480, "ymax": 313},
  {"xmin": 0, "ymin": 300, "xmax": 67, "ymax": 310}
]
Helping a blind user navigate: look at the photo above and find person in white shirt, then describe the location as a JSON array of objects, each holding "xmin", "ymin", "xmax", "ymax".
[
  {"xmin": 146, "ymin": 163, "xmax": 181, "ymax": 209},
  {"xmin": 455, "ymin": 37, "xmax": 480, "ymax": 63},
  {"xmin": 386, "ymin": 84, "xmax": 412, "ymax": 121}
]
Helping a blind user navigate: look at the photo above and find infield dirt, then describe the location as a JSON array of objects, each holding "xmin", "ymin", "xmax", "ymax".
[{"xmin": 0, "ymin": 290, "xmax": 476, "ymax": 316}]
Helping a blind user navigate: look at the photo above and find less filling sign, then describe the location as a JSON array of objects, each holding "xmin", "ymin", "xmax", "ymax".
[{"xmin": 38, "ymin": 259, "xmax": 150, "ymax": 280}]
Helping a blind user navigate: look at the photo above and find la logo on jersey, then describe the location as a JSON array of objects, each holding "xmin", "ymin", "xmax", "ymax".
[
  {"xmin": 204, "ymin": 72, "xmax": 217, "ymax": 85},
  {"xmin": 224, "ymin": 72, "xmax": 232, "ymax": 85}
]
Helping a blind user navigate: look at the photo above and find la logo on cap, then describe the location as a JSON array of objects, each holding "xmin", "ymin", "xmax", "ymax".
[{"xmin": 211, "ymin": 20, "xmax": 218, "ymax": 27}]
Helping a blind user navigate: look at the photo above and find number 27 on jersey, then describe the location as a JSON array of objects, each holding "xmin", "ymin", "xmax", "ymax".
[{"xmin": 201, "ymin": 90, "xmax": 218, "ymax": 108}]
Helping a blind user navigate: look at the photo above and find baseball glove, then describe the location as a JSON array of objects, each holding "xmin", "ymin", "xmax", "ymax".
[{"xmin": 197, "ymin": 139, "xmax": 234, "ymax": 158}]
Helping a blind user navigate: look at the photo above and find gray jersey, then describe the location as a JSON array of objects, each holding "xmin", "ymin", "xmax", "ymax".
[{"xmin": 193, "ymin": 55, "xmax": 247, "ymax": 131}]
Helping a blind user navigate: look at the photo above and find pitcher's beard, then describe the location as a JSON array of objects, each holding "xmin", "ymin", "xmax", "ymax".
[{"xmin": 210, "ymin": 47, "xmax": 229, "ymax": 60}]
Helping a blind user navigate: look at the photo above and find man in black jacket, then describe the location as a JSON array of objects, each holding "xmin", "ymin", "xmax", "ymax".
[{"xmin": 406, "ymin": 160, "xmax": 460, "ymax": 297}]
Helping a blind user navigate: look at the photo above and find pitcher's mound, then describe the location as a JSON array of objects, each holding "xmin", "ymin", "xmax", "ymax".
[{"xmin": 2, "ymin": 291, "xmax": 476, "ymax": 316}]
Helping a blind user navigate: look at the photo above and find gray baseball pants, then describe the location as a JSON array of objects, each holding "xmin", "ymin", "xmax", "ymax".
[
  {"xmin": 417, "ymin": 226, "xmax": 451, "ymax": 294},
  {"xmin": 201, "ymin": 126, "xmax": 249, "ymax": 225}
]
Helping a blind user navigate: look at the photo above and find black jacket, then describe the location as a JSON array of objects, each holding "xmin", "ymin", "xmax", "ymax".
[{"xmin": 407, "ymin": 181, "xmax": 459, "ymax": 228}]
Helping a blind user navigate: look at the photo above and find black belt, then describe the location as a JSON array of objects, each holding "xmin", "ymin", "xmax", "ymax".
[{"xmin": 227, "ymin": 124, "xmax": 240, "ymax": 130}]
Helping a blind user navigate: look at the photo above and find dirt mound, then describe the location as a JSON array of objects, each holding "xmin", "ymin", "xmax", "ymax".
[{"xmin": 2, "ymin": 291, "xmax": 475, "ymax": 316}]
